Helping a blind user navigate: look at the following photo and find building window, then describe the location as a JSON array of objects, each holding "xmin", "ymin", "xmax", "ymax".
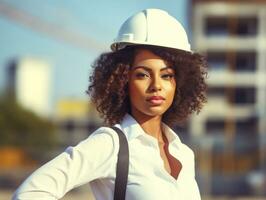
[
  {"xmin": 236, "ymin": 117, "xmax": 258, "ymax": 136},
  {"xmin": 236, "ymin": 17, "xmax": 258, "ymax": 36},
  {"xmin": 206, "ymin": 119, "xmax": 225, "ymax": 135},
  {"xmin": 205, "ymin": 17, "xmax": 228, "ymax": 36},
  {"xmin": 207, "ymin": 51, "xmax": 256, "ymax": 71},
  {"xmin": 231, "ymin": 87, "xmax": 256, "ymax": 105},
  {"xmin": 207, "ymin": 51, "xmax": 227, "ymax": 70},
  {"xmin": 235, "ymin": 51, "xmax": 256, "ymax": 71},
  {"xmin": 205, "ymin": 16, "xmax": 258, "ymax": 36},
  {"xmin": 208, "ymin": 87, "xmax": 256, "ymax": 105},
  {"xmin": 208, "ymin": 86, "xmax": 225, "ymax": 97}
]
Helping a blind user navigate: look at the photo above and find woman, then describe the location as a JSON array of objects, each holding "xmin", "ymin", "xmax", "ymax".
[{"xmin": 13, "ymin": 8, "xmax": 207, "ymax": 200}]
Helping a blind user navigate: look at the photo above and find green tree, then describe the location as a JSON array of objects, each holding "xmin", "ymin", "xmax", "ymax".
[{"xmin": 0, "ymin": 96, "xmax": 57, "ymax": 161}]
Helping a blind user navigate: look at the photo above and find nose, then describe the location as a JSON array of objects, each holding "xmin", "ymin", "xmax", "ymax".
[{"xmin": 149, "ymin": 76, "xmax": 162, "ymax": 92}]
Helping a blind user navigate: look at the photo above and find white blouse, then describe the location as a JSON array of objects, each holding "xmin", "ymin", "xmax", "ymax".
[{"xmin": 13, "ymin": 114, "xmax": 201, "ymax": 200}]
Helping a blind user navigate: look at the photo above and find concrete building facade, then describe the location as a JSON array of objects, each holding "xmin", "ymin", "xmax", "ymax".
[{"xmin": 191, "ymin": 0, "xmax": 266, "ymax": 196}]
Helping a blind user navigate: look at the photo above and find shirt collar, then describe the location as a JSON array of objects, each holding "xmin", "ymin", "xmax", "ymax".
[
  {"xmin": 162, "ymin": 123, "xmax": 182, "ymax": 145},
  {"xmin": 118, "ymin": 114, "xmax": 182, "ymax": 146},
  {"xmin": 119, "ymin": 113, "xmax": 146, "ymax": 140}
]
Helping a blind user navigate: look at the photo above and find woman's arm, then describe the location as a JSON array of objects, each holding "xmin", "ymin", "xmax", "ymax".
[{"xmin": 13, "ymin": 127, "xmax": 118, "ymax": 200}]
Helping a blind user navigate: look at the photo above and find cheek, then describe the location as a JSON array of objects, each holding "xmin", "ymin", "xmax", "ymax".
[
  {"xmin": 165, "ymin": 83, "xmax": 177, "ymax": 105},
  {"xmin": 129, "ymin": 80, "xmax": 146, "ymax": 97},
  {"xmin": 166, "ymin": 82, "xmax": 176, "ymax": 96}
]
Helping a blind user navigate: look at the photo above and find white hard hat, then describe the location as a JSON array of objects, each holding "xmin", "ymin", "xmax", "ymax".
[{"xmin": 111, "ymin": 8, "xmax": 191, "ymax": 52}]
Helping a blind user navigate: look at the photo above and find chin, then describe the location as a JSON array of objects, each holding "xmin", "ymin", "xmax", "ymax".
[
  {"xmin": 143, "ymin": 108, "xmax": 167, "ymax": 117},
  {"xmin": 131, "ymin": 104, "xmax": 169, "ymax": 119}
]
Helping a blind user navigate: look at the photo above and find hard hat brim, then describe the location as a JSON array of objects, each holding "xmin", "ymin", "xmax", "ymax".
[{"xmin": 111, "ymin": 41, "xmax": 192, "ymax": 53}]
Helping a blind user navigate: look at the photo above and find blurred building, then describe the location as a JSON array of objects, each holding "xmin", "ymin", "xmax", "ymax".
[
  {"xmin": 190, "ymin": 0, "xmax": 266, "ymax": 196},
  {"xmin": 55, "ymin": 98, "xmax": 102, "ymax": 148},
  {"xmin": 6, "ymin": 57, "xmax": 52, "ymax": 117}
]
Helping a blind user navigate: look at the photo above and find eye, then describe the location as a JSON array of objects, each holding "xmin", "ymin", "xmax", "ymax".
[
  {"xmin": 135, "ymin": 72, "xmax": 150, "ymax": 79},
  {"xmin": 161, "ymin": 73, "xmax": 175, "ymax": 80}
]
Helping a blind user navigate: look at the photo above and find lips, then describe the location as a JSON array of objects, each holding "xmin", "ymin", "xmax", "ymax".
[{"xmin": 146, "ymin": 96, "xmax": 165, "ymax": 105}]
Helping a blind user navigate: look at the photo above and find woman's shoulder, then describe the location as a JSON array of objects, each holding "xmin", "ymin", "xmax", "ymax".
[
  {"xmin": 83, "ymin": 126, "xmax": 119, "ymax": 142},
  {"xmin": 90, "ymin": 126, "xmax": 120, "ymax": 138},
  {"xmin": 70, "ymin": 126, "xmax": 121, "ymax": 156}
]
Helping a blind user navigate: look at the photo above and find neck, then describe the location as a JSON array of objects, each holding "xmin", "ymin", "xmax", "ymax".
[{"xmin": 131, "ymin": 110, "xmax": 164, "ymax": 143}]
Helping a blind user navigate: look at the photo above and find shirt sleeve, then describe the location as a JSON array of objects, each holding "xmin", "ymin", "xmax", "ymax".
[{"xmin": 12, "ymin": 127, "xmax": 119, "ymax": 200}]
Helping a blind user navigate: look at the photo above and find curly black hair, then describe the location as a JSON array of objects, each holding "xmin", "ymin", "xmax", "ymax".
[{"xmin": 87, "ymin": 45, "xmax": 207, "ymax": 126}]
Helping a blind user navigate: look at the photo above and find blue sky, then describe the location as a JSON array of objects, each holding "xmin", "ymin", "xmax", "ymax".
[{"xmin": 0, "ymin": 0, "xmax": 189, "ymax": 112}]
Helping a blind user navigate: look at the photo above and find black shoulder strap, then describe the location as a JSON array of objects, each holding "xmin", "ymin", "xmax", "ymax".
[{"xmin": 111, "ymin": 127, "xmax": 129, "ymax": 200}]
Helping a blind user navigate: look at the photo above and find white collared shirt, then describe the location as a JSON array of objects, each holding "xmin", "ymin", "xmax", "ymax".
[{"xmin": 13, "ymin": 114, "xmax": 201, "ymax": 200}]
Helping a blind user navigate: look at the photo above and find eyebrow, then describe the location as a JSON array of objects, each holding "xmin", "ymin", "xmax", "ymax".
[{"xmin": 132, "ymin": 66, "xmax": 174, "ymax": 72}]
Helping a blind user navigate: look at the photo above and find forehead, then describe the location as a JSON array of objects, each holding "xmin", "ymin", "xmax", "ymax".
[{"xmin": 132, "ymin": 49, "xmax": 169, "ymax": 67}]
